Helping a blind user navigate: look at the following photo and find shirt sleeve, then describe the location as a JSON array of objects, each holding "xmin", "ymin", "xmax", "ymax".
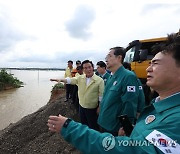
[
  {"xmin": 68, "ymin": 76, "xmax": 78, "ymax": 85},
  {"xmin": 61, "ymin": 120, "xmax": 157, "ymax": 154},
  {"xmin": 66, "ymin": 77, "xmax": 71, "ymax": 84},
  {"xmin": 137, "ymin": 79, "xmax": 145, "ymax": 113},
  {"xmin": 121, "ymin": 74, "xmax": 141, "ymax": 123}
]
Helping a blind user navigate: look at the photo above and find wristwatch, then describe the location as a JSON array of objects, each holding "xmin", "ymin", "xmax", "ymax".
[{"xmin": 63, "ymin": 118, "xmax": 72, "ymax": 128}]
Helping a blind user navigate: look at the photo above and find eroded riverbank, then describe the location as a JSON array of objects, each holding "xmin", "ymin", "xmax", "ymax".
[{"xmin": 0, "ymin": 93, "xmax": 80, "ymax": 154}]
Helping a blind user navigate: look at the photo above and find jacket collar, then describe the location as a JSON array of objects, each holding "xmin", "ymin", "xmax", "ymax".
[
  {"xmin": 111, "ymin": 66, "xmax": 124, "ymax": 79},
  {"xmin": 153, "ymin": 92, "xmax": 180, "ymax": 113}
]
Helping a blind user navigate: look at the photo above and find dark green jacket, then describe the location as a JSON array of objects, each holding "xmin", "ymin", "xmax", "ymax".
[
  {"xmin": 101, "ymin": 72, "xmax": 110, "ymax": 85},
  {"xmin": 137, "ymin": 79, "xmax": 145, "ymax": 113},
  {"xmin": 98, "ymin": 66, "xmax": 142, "ymax": 132},
  {"xmin": 61, "ymin": 93, "xmax": 180, "ymax": 154}
]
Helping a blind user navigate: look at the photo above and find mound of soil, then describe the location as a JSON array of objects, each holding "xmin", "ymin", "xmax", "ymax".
[{"xmin": 0, "ymin": 92, "xmax": 80, "ymax": 154}]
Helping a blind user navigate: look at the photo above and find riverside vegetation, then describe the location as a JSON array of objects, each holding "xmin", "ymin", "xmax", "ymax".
[{"xmin": 0, "ymin": 69, "xmax": 23, "ymax": 91}]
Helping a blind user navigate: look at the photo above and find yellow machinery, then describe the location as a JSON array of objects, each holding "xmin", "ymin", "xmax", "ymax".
[
  {"xmin": 124, "ymin": 36, "xmax": 167, "ymax": 104},
  {"xmin": 124, "ymin": 36, "xmax": 167, "ymax": 78}
]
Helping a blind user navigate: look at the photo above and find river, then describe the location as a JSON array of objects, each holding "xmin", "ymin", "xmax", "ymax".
[{"xmin": 0, "ymin": 70, "xmax": 64, "ymax": 130}]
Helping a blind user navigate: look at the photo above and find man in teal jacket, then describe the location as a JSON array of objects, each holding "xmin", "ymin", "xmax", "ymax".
[
  {"xmin": 98, "ymin": 47, "xmax": 143, "ymax": 135},
  {"xmin": 96, "ymin": 61, "xmax": 110, "ymax": 85},
  {"xmin": 48, "ymin": 32, "xmax": 180, "ymax": 153},
  {"xmin": 123, "ymin": 62, "xmax": 145, "ymax": 118}
]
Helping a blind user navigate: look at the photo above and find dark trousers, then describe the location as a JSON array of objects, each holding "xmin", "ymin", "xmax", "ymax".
[
  {"xmin": 72, "ymin": 85, "xmax": 79, "ymax": 112},
  {"xmin": 65, "ymin": 84, "xmax": 74, "ymax": 100},
  {"xmin": 79, "ymin": 105, "xmax": 99, "ymax": 131},
  {"xmin": 72, "ymin": 85, "xmax": 78, "ymax": 103}
]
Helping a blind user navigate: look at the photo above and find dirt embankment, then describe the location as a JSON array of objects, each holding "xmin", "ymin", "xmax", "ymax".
[{"xmin": 0, "ymin": 90, "xmax": 80, "ymax": 154}]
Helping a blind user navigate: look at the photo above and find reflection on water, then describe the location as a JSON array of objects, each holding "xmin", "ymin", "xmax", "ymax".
[{"xmin": 0, "ymin": 70, "xmax": 64, "ymax": 130}]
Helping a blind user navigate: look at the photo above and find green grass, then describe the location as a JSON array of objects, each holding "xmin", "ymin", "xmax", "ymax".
[
  {"xmin": 0, "ymin": 69, "xmax": 23, "ymax": 90},
  {"xmin": 51, "ymin": 82, "xmax": 65, "ymax": 92}
]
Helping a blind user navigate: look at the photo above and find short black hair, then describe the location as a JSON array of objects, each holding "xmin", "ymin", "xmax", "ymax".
[
  {"xmin": 68, "ymin": 60, "xmax": 73, "ymax": 64},
  {"xmin": 110, "ymin": 47, "xmax": 125, "ymax": 62},
  {"xmin": 97, "ymin": 61, "xmax": 106, "ymax": 69},
  {"xmin": 81, "ymin": 60, "xmax": 94, "ymax": 68},
  {"xmin": 152, "ymin": 32, "xmax": 180, "ymax": 67},
  {"xmin": 76, "ymin": 60, "xmax": 81, "ymax": 65},
  {"xmin": 164, "ymin": 32, "xmax": 180, "ymax": 66}
]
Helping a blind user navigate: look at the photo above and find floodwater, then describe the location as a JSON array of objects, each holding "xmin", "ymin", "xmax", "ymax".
[{"xmin": 0, "ymin": 70, "xmax": 64, "ymax": 130}]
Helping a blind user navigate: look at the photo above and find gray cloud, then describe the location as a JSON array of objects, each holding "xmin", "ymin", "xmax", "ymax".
[
  {"xmin": 0, "ymin": 11, "xmax": 26, "ymax": 52},
  {"xmin": 65, "ymin": 5, "xmax": 96, "ymax": 41}
]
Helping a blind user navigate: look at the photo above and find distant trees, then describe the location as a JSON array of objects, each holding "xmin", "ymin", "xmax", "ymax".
[{"xmin": 0, "ymin": 69, "xmax": 23, "ymax": 91}]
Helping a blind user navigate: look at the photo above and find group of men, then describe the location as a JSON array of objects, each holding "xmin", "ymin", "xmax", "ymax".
[
  {"xmin": 50, "ymin": 46, "xmax": 144, "ymax": 133},
  {"xmin": 48, "ymin": 32, "xmax": 180, "ymax": 153}
]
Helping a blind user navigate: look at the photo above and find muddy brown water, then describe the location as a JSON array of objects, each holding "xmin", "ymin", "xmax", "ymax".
[{"xmin": 0, "ymin": 70, "xmax": 64, "ymax": 130}]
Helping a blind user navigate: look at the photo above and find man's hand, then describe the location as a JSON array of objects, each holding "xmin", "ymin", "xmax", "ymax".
[
  {"xmin": 118, "ymin": 127, "xmax": 126, "ymax": 136},
  {"xmin": 47, "ymin": 115, "xmax": 67, "ymax": 133}
]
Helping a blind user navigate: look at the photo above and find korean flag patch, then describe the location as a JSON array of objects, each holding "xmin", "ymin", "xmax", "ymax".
[
  {"xmin": 127, "ymin": 86, "xmax": 136, "ymax": 92},
  {"xmin": 146, "ymin": 130, "xmax": 180, "ymax": 154}
]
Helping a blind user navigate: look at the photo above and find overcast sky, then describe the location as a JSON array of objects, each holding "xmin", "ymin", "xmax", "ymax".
[{"xmin": 0, "ymin": 0, "xmax": 180, "ymax": 68}]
